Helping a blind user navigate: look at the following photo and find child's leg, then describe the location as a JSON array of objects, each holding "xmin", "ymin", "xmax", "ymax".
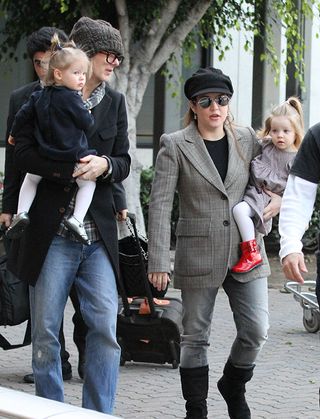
[
  {"xmin": 63, "ymin": 179, "xmax": 96, "ymax": 245},
  {"xmin": 17, "ymin": 173, "xmax": 42, "ymax": 213},
  {"xmin": 232, "ymin": 201, "xmax": 262, "ymax": 273},
  {"xmin": 232, "ymin": 201, "xmax": 255, "ymax": 242},
  {"xmin": 73, "ymin": 179, "xmax": 96, "ymax": 223},
  {"xmin": 6, "ymin": 173, "xmax": 42, "ymax": 239}
]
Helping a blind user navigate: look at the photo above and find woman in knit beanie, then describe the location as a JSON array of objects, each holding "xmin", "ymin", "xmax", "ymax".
[
  {"xmin": 70, "ymin": 16, "xmax": 124, "ymax": 58},
  {"xmin": 10, "ymin": 16, "xmax": 130, "ymax": 415}
]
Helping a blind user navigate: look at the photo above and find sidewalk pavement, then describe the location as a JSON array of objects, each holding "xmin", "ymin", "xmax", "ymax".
[{"xmin": 0, "ymin": 254, "xmax": 319, "ymax": 418}]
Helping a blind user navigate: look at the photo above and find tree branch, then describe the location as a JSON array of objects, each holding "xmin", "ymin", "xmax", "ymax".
[
  {"xmin": 115, "ymin": 0, "xmax": 131, "ymax": 60},
  {"xmin": 137, "ymin": 0, "xmax": 182, "ymax": 63},
  {"xmin": 150, "ymin": 0, "xmax": 211, "ymax": 73}
]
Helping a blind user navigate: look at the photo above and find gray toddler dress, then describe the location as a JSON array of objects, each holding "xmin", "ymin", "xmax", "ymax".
[{"xmin": 243, "ymin": 139, "xmax": 297, "ymax": 235}]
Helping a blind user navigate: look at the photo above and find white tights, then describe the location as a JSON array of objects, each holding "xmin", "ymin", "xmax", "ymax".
[
  {"xmin": 232, "ymin": 201, "xmax": 255, "ymax": 242},
  {"xmin": 18, "ymin": 173, "xmax": 96, "ymax": 223}
]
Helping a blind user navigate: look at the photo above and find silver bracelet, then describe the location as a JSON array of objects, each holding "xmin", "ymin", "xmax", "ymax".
[{"xmin": 101, "ymin": 155, "xmax": 113, "ymax": 179}]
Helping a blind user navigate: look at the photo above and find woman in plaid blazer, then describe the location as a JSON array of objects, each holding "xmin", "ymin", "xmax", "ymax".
[{"xmin": 148, "ymin": 67, "xmax": 281, "ymax": 419}]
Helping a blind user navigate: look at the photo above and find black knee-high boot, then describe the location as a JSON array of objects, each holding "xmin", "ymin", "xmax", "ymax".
[
  {"xmin": 217, "ymin": 360, "xmax": 254, "ymax": 419},
  {"xmin": 180, "ymin": 365, "xmax": 208, "ymax": 419}
]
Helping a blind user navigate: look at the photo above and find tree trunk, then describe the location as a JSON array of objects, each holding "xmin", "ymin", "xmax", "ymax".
[
  {"xmin": 123, "ymin": 112, "xmax": 146, "ymax": 235},
  {"xmin": 115, "ymin": 69, "xmax": 152, "ymax": 234}
]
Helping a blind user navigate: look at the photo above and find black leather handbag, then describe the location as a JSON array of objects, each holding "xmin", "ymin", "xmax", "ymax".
[
  {"xmin": 0, "ymin": 254, "xmax": 31, "ymax": 349},
  {"xmin": 118, "ymin": 214, "xmax": 168, "ymax": 299}
]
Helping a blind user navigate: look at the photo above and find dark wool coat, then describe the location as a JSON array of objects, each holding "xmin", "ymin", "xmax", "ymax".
[
  {"xmin": 11, "ymin": 86, "xmax": 96, "ymax": 161},
  {"xmin": 7, "ymin": 84, "xmax": 131, "ymax": 288},
  {"xmin": 3, "ymin": 81, "xmax": 41, "ymax": 214}
]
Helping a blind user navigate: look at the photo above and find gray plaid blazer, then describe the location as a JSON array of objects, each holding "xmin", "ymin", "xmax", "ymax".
[{"xmin": 148, "ymin": 122, "xmax": 271, "ymax": 289}]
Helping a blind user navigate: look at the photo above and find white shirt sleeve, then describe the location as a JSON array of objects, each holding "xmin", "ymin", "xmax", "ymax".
[{"xmin": 279, "ymin": 174, "xmax": 318, "ymax": 260}]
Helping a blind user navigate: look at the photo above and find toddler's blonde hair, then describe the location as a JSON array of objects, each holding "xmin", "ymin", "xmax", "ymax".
[
  {"xmin": 258, "ymin": 96, "xmax": 304, "ymax": 149},
  {"xmin": 45, "ymin": 33, "xmax": 91, "ymax": 86}
]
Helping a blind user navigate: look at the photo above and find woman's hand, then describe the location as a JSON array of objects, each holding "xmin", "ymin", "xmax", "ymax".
[
  {"xmin": 263, "ymin": 189, "xmax": 281, "ymax": 221},
  {"xmin": 116, "ymin": 209, "xmax": 128, "ymax": 221},
  {"xmin": 148, "ymin": 272, "xmax": 171, "ymax": 291},
  {"xmin": 73, "ymin": 155, "xmax": 108, "ymax": 181},
  {"xmin": 0, "ymin": 213, "xmax": 12, "ymax": 228}
]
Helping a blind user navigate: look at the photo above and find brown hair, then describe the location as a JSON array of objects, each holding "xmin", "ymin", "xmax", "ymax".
[
  {"xmin": 258, "ymin": 96, "xmax": 304, "ymax": 149},
  {"xmin": 45, "ymin": 33, "xmax": 91, "ymax": 86}
]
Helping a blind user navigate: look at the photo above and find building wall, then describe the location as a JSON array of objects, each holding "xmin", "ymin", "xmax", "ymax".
[
  {"xmin": 213, "ymin": 28, "xmax": 254, "ymax": 127},
  {"xmin": 304, "ymin": 7, "xmax": 320, "ymax": 128}
]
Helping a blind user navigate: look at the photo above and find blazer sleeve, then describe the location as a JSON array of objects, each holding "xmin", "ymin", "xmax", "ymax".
[{"xmin": 148, "ymin": 134, "xmax": 179, "ymax": 273}]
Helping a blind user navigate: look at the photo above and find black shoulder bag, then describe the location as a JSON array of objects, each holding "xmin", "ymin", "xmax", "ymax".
[{"xmin": 0, "ymin": 254, "xmax": 31, "ymax": 350}]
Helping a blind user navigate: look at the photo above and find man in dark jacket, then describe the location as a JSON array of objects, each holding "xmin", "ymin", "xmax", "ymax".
[{"xmin": 0, "ymin": 26, "xmax": 87, "ymax": 382}]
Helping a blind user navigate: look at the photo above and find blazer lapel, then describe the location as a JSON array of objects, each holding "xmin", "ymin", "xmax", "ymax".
[
  {"xmin": 177, "ymin": 123, "xmax": 226, "ymax": 193},
  {"xmin": 224, "ymin": 126, "xmax": 244, "ymax": 190}
]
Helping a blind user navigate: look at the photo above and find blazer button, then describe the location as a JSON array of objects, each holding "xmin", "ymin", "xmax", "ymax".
[
  {"xmin": 59, "ymin": 207, "xmax": 66, "ymax": 214},
  {"xmin": 64, "ymin": 186, "xmax": 71, "ymax": 192},
  {"xmin": 223, "ymin": 220, "xmax": 230, "ymax": 226}
]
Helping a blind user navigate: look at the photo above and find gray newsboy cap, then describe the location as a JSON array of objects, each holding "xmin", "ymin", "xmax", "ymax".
[
  {"xmin": 184, "ymin": 67, "xmax": 234, "ymax": 100},
  {"xmin": 70, "ymin": 16, "xmax": 124, "ymax": 58}
]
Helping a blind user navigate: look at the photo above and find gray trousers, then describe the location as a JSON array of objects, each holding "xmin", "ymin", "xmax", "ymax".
[{"xmin": 180, "ymin": 273, "xmax": 269, "ymax": 369}]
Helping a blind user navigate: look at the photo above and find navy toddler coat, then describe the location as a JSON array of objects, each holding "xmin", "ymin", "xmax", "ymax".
[{"xmin": 12, "ymin": 86, "xmax": 95, "ymax": 161}]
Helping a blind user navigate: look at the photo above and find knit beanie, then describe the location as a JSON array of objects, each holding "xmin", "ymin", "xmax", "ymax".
[{"xmin": 70, "ymin": 16, "xmax": 124, "ymax": 58}]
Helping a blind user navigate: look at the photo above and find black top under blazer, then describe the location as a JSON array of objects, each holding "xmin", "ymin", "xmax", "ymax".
[
  {"xmin": 7, "ymin": 84, "xmax": 131, "ymax": 288},
  {"xmin": 11, "ymin": 86, "xmax": 96, "ymax": 161}
]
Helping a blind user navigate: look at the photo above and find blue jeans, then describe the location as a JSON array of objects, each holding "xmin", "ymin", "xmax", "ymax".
[
  {"xmin": 180, "ymin": 273, "xmax": 269, "ymax": 369},
  {"xmin": 29, "ymin": 235, "xmax": 120, "ymax": 414}
]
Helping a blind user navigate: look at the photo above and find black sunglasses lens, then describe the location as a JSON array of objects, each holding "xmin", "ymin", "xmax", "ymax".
[
  {"xmin": 198, "ymin": 97, "xmax": 211, "ymax": 108},
  {"xmin": 218, "ymin": 96, "xmax": 230, "ymax": 106}
]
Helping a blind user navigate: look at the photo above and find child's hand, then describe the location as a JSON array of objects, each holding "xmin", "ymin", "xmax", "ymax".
[
  {"xmin": 263, "ymin": 189, "xmax": 281, "ymax": 220},
  {"xmin": 8, "ymin": 135, "xmax": 15, "ymax": 145}
]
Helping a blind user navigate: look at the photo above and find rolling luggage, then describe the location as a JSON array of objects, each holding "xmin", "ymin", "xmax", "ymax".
[{"xmin": 117, "ymin": 213, "xmax": 183, "ymax": 369}]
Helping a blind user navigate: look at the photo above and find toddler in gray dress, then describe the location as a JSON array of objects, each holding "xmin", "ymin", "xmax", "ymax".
[{"xmin": 232, "ymin": 97, "xmax": 304, "ymax": 273}]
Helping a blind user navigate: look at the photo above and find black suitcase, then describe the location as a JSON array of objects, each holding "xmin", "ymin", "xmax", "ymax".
[{"xmin": 117, "ymin": 213, "xmax": 183, "ymax": 369}]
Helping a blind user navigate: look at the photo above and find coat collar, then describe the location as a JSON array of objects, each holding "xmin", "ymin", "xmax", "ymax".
[{"xmin": 177, "ymin": 122, "xmax": 244, "ymax": 193}]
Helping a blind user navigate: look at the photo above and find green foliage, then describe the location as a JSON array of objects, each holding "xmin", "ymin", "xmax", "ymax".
[
  {"xmin": 140, "ymin": 167, "xmax": 179, "ymax": 247},
  {"xmin": 0, "ymin": 172, "xmax": 4, "ymax": 213},
  {"xmin": 140, "ymin": 166, "xmax": 155, "ymax": 231},
  {"xmin": 0, "ymin": 0, "xmax": 319, "ymax": 94}
]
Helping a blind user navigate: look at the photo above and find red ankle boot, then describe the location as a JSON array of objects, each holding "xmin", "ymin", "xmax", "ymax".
[{"xmin": 231, "ymin": 239, "xmax": 262, "ymax": 273}]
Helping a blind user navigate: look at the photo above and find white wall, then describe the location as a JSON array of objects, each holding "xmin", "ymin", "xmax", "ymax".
[
  {"xmin": 215, "ymin": 28, "xmax": 254, "ymax": 127},
  {"xmin": 304, "ymin": 7, "xmax": 320, "ymax": 129}
]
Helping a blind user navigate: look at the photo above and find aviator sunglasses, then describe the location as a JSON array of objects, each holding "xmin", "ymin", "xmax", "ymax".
[{"xmin": 196, "ymin": 95, "xmax": 230, "ymax": 108}]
